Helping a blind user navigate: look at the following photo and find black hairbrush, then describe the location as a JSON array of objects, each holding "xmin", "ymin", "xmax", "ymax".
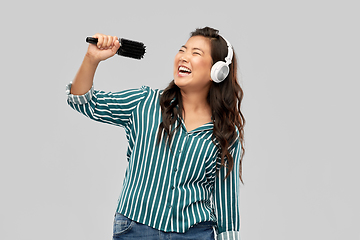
[{"xmin": 86, "ymin": 37, "xmax": 146, "ymax": 60}]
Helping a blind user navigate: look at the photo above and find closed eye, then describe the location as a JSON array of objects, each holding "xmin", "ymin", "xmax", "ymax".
[
  {"xmin": 179, "ymin": 45, "xmax": 186, "ymax": 52},
  {"xmin": 192, "ymin": 47, "xmax": 204, "ymax": 55}
]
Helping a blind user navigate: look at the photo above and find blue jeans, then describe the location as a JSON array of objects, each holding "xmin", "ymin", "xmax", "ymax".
[{"xmin": 112, "ymin": 213, "xmax": 215, "ymax": 240}]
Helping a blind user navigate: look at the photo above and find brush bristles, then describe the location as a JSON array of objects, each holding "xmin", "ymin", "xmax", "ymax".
[{"xmin": 117, "ymin": 38, "xmax": 146, "ymax": 59}]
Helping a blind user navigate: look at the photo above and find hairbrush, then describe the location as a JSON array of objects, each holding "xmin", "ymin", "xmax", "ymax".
[{"xmin": 86, "ymin": 37, "xmax": 146, "ymax": 60}]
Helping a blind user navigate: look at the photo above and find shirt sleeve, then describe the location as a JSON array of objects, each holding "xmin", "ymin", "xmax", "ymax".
[
  {"xmin": 213, "ymin": 140, "xmax": 242, "ymax": 240},
  {"xmin": 66, "ymin": 82, "xmax": 148, "ymax": 127}
]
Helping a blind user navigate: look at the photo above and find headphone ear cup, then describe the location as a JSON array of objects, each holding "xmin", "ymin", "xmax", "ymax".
[{"xmin": 211, "ymin": 61, "xmax": 230, "ymax": 83}]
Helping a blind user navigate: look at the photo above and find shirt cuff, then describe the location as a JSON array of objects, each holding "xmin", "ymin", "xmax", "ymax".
[
  {"xmin": 217, "ymin": 231, "xmax": 241, "ymax": 240},
  {"xmin": 66, "ymin": 82, "xmax": 94, "ymax": 104}
]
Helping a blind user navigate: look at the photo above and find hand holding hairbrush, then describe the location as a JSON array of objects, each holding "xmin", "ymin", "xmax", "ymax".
[{"xmin": 86, "ymin": 37, "xmax": 146, "ymax": 60}]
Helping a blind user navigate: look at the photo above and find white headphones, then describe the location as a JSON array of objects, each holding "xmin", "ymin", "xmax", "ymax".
[{"xmin": 210, "ymin": 37, "xmax": 233, "ymax": 83}]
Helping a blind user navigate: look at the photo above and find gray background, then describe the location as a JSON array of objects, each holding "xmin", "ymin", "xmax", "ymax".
[{"xmin": 1, "ymin": 0, "xmax": 359, "ymax": 239}]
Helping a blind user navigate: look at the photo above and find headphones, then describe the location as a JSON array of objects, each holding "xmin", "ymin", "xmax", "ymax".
[{"xmin": 210, "ymin": 36, "xmax": 233, "ymax": 83}]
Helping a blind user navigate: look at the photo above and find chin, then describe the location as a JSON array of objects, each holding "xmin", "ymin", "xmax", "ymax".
[
  {"xmin": 174, "ymin": 76, "xmax": 189, "ymax": 87},
  {"xmin": 175, "ymin": 79, "xmax": 194, "ymax": 89}
]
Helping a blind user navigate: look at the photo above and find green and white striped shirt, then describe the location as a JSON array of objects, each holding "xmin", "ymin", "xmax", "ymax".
[{"xmin": 66, "ymin": 83, "xmax": 241, "ymax": 240}]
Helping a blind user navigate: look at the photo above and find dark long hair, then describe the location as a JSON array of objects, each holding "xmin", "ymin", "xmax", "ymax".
[{"xmin": 157, "ymin": 27, "xmax": 245, "ymax": 182}]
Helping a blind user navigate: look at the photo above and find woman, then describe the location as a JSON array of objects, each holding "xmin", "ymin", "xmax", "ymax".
[{"xmin": 66, "ymin": 27, "xmax": 245, "ymax": 240}]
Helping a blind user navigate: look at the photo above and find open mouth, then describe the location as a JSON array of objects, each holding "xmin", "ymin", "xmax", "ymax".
[{"xmin": 178, "ymin": 66, "xmax": 192, "ymax": 76}]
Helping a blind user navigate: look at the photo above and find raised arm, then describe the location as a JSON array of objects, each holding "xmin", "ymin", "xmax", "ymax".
[{"xmin": 70, "ymin": 33, "xmax": 121, "ymax": 95}]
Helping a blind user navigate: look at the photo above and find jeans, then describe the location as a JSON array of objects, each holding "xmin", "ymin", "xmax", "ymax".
[{"xmin": 112, "ymin": 212, "xmax": 215, "ymax": 240}]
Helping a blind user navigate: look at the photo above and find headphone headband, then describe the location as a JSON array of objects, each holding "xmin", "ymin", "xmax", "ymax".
[{"xmin": 222, "ymin": 36, "xmax": 233, "ymax": 65}]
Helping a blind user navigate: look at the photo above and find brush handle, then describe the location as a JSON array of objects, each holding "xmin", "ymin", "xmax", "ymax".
[{"xmin": 86, "ymin": 37, "xmax": 100, "ymax": 45}]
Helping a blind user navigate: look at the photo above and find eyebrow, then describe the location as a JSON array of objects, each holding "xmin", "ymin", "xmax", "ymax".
[{"xmin": 181, "ymin": 45, "xmax": 204, "ymax": 53}]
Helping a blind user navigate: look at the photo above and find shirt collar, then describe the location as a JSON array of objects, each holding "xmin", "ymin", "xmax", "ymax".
[{"xmin": 179, "ymin": 117, "xmax": 213, "ymax": 133}]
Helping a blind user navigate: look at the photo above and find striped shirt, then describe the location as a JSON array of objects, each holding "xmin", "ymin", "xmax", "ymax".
[{"xmin": 66, "ymin": 83, "xmax": 241, "ymax": 240}]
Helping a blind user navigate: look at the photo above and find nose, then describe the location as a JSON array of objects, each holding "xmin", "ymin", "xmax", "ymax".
[
  {"xmin": 179, "ymin": 51, "xmax": 190, "ymax": 62},
  {"xmin": 179, "ymin": 55, "xmax": 188, "ymax": 62}
]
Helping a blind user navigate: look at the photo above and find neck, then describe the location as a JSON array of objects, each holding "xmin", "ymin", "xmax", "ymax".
[{"xmin": 180, "ymin": 88, "xmax": 211, "ymax": 114}]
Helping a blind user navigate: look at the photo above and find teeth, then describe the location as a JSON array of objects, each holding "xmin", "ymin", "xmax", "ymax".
[{"xmin": 179, "ymin": 66, "xmax": 191, "ymax": 73}]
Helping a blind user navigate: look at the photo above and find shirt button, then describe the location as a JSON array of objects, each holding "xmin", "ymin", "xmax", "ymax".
[
  {"xmin": 171, "ymin": 186, "xmax": 175, "ymax": 190},
  {"xmin": 178, "ymin": 150, "xmax": 181, "ymax": 153},
  {"xmin": 174, "ymin": 168, "xmax": 177, "ymax": 172}
]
